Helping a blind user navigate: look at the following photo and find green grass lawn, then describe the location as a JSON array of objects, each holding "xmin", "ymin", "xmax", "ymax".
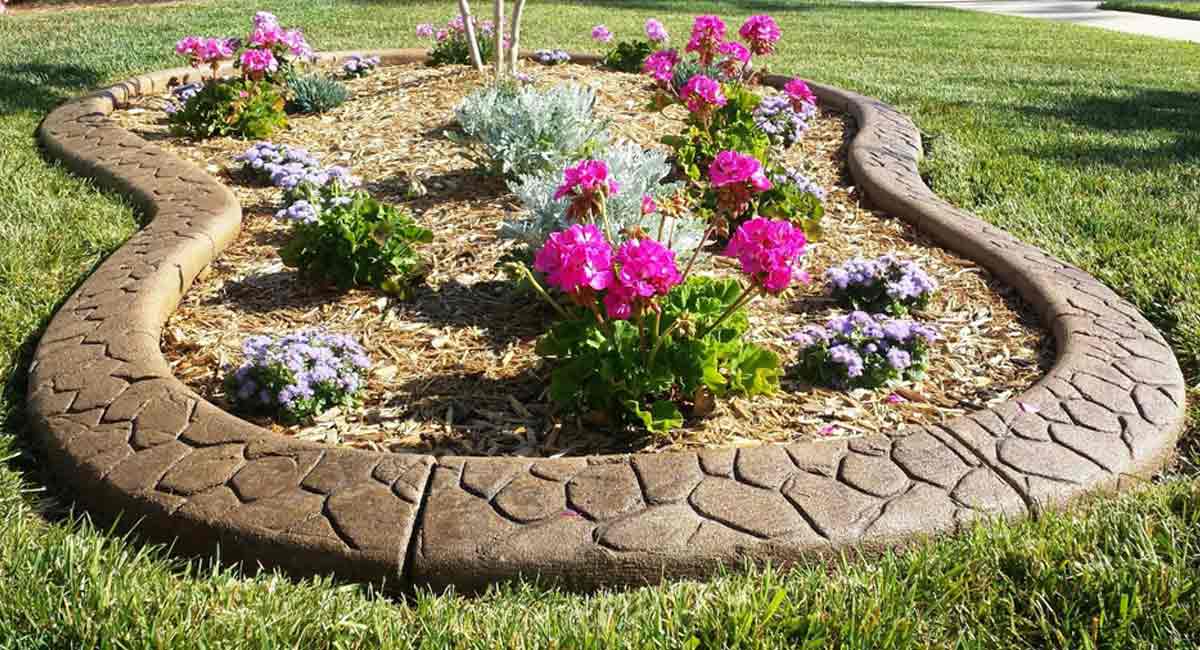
[
  {"xmin": 1099, "ymin": 0, "xmax": 1200, "ymax": 20},
  {"xmin": 1, "ymin": 1, "xmax": 1199, "ymax": 647}
]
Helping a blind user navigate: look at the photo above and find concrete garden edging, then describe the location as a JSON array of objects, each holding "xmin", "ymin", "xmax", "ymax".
[{"xmin": 29, "ymin": 49, "xmax": 1187, "ymax": 592}]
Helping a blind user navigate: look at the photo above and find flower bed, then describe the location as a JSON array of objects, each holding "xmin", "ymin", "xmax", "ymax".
[{"xmin": 113, "ymin": 51, "xmax": 1050, "ymax": 457}]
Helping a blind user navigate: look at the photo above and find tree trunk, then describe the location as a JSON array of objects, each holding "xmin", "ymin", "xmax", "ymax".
[
  {"xmin": 493, "ymin": 0, "xmax": 505, "ymax": 80},
  {"xmin": 457, "ymin": 0, "xmax": 484, "ymax": 71},
  {"xmin": 508, "ymin": 0, "xmax": 527, "ymax": 75}
]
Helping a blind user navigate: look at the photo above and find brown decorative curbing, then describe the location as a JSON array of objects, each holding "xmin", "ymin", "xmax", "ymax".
[{"xmin": 29, "ymin": 50, "xmax": 1187, "ymax": 593}]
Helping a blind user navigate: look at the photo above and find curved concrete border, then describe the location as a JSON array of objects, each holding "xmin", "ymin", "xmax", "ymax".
[{"xmin": 29, "ymin": 49, "xmax": 1186, "ymax": 592}]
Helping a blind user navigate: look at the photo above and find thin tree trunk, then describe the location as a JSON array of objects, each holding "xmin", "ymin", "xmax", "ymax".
[
  {"xmin": 493, "ymin": 0, "xmax": 505, "ymax": 80},
  {"xmin": 508, "ymin": 0, "xmax": 527, "ymax": 75},
  {"xmin": 457, "ymin": 0, "xmax": 484, "ymax": 71}
]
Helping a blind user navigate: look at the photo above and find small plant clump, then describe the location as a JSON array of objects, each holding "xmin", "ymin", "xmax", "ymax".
[
  {"xmin": 792, "ymin": 312, "xmax": 938, "ymax": 389},
  {"xmin": 452, "ymin": 82, "xmax": 609, "ymax": 178},
  {"xmin": 226, "ymin": 329, "xmax": 371, "ymax": 422},
  {"xmin": 234, "ymin": 142, "xmax": 432, "ymax": 296},
  {"xmin": 342, "ymin": 53, "xmax": 380, "ymax": 77},
  {"xmin": 533, "ymin": 49, "xmax": 571, "ymax": 66},
  {"xmin": 417, "ymin": 15, "xmax": 504, "ymax": 67},
  {"xmin": 826, "ymin": 254, "xmax": 939, "ymax": 315},
  {"xmin": 279, "ymin": 191, "xmax": 433, "ymax": 296},
  {"xmin": 285, "ymin": 72, "xmax": 349, "ymax": 114}
]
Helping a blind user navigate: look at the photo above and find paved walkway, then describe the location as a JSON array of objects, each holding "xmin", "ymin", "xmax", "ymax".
[{"xmin": 867, "ymin": 0, "xmax": 1200, "ymax": 42}]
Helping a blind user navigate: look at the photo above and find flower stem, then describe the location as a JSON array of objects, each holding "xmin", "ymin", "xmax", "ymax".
[
  {"xmin": 679, "ymin": 224, "xmax": 715, "ymax": 285},
  {"xmin": 697, "ymin": 283, "xmax": 760, "ymax": 340},
  {"xmin": 507, "ymin": 262, "xmax": 568, "ymax": 318}
]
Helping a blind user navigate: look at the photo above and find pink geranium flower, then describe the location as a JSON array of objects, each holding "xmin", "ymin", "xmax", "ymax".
[
  {"xmin": 641, "ymin": 194, "xmax": 657, "ymax": 215},
  {"xmin": 645, "ymin": 18, "xmax": 669, "ymax": 43},
  {"xmin": 603, "ymin": 237, "xmax": 682, "ymax": 320},
  {"xmin": 176, "ymin": 36, "xmax": 234, "ymax": 67},
  {"xmin": 709, "ymin": 150, "xmax": 772, "ymax": 218},
  {"xmin": 555, "ymin": 159, "xmax": 620, "ymax": 223},
  {"xmin": 240, "ymin": 48, "xmax": 278, "ymax": 78},
  {"xmin": 739, "ymin": 15, "xmax": 781, "ymax": 56},
  {"xmin": 708, "ymin": 150, "xmax": 771, "ymax": 190},
  {"xmin": 592, "ymin": 24, "xmax": 613, "ymax": 43},
  {"xmin": 533, "ymin": 224, "xmax": 615, "ymax": 299},
  {"xmin": 680, "ymin": 75, "xmax": 726, "ymax": 116},
  {"xmin": 642, "ymin": 49, "xmax": 679, "ymax": 86},
  {"xmin": 685, "ymin": 14, "xmax": 725, "ymax": 65},
  {"xmin": 723, "ymin": 218, "xmax": 809, "ymax": 294},
  {"xmin": 784, "ymin": 78, "xmax": 818, "ymax": 111},
  {"xmin": 718, "ymin": 41, "xmax": 750, "ymax": 64}
]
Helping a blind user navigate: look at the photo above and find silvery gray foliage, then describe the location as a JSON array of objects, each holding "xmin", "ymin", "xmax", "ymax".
[
  {"xmin": 452, "ymin": 82, "xmax": 609, "ymax": 178},
  {"xmin": 503, "ymin": 141, "xmax": 706, "ymax": 254}
]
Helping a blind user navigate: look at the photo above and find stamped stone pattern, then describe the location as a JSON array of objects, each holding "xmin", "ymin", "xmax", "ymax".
[{"xmin": 27, "ymin": 50, "xmax": 1186, "ymax": 593}]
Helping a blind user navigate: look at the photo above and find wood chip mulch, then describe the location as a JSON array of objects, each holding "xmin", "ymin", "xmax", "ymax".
[{"xmin": 111, "ymin": 62, "xmax": 1054, "ymax": 458}]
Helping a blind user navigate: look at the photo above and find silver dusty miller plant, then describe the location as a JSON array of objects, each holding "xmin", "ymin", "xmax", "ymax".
[
  {"xmin": 451, "ymin": 83, "xmax": 610, "ymax": 178},
  {"xmin": 504, "ymin": 140, "xmax": 705, "ymax": 254}
]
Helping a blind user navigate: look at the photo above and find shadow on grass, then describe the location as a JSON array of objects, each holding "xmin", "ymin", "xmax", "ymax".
[{"xmin": 0, "ymin": 62, "xmax": 105, "ymax": 115}]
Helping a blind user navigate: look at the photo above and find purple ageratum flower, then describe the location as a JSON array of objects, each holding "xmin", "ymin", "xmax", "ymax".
[
  {"xmin": 343, "ymin": 53, "xmax": 381, "ymax": 76},
  {"xmin": 794, "ymin": 312, "xmax": 937, "ymax": 389},
  {"xmin": 754, "ymin": 94, "xmax": 811, "ymax": 148},
  {"xmin": 228, "ymin": 328, "xmax": 371, "ymax": 420},
  {"xmin": 592, "ymin": 24, "xmax": 613, "ymax": 43},
  {"xmin": 533, "ymin": 49, "xmax": 571, "ymax": 65},
  {"xmin": 825, "ymin": 254, "xmax": 938, "ymax": 313},
  {"xmin": 415, "ymin": 23, "xmax": 436, "ymax": 38},
  {"xmin": 275, "ymin": 200, "xmax": 319, "ymax": 224},
  {"xmin": 772, "ymin": 167, "xmax": 825, "ymax": 201},
  {"xmin": 738, "ymin": 14, "xmax": 781, "ymax": 56},
  {"xmin": 533, "ymin": 224, "xmax": 615, "ymax": 299},
  {"xmin": 645, "ymin": 18, "xmax": 669, "ymax": 43}
]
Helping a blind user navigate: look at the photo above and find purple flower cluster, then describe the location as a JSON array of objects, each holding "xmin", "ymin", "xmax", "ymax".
[
  {"xmin": 343, "ymin": 53, "xmax": 381, "ymax": 77},
  {"xmin": 235, "ymin": 141, "xmax": 361, "ymax": 197},
  {"xmin": 533, "ymin": 49, "xmax": 571, "ymax": 65},
  {"xmin": 753, "ymin": 94, "xmax": 814, "ymax": 148},
  {"xmin": 164, "ymin": 82, "xmax": 204, "ymax": 115},
  {"xmin": 275, "ymin": 200, "xmax": 319, "ymax": 224},
  {"xmin": 771, "ymin": 167, "xmax": 826, "ymax": 202},
  {"xmin": 792, "ymin": 311, "xmax": 937, "ymax": 388},
  {"xmin": 227, "ymin": 329, "xmax": 371, "ymax": 421},
  {"xmin": 826, "ymin": 254, "xmax": 938, "ymax": 314}
]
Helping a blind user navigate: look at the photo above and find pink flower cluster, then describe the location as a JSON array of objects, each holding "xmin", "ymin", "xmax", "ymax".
[
  {"xmin": 644, "ymin": 18, "xmax": 669, "ymax": 43},
  {"xmin": 604, "ymin": 238, "xmax": 682, "ymax": 319},
  {"xmin": 784, "ymin": 78, "xmax": 818, "ymax": 111},
  {"xmin": 680, "ymin": 75, "xmax": 726, "ymax": 116},
  {"xmin": 533, "ymin": 226, "xmax": 682, "ymax": 320},
  {"xmin": 240, "ymin": 48, "xmax": 279, "ymax": 78},
  {"xmin": 175, "ymin": 36, "xmax": 234, "ymax": 66},
  {"xmin": 685, "ymin": 14, "xmax": 726, "ymax": 65},
  {"xmin": 247, "ymin": 11, "xmax": 310, "ymax": 58},
  {"xmin": 555, "ymin": 159, "xmax": 620, "ymax": 201},
  {"xmin": 556, "ymin": 160, "xmax": 621, "ymax": 223},
  {"xmin": 534, "ymin": 224, "xmax": 614, "ymax": 298},
  {"xmin": 709, "ymin": 150, "xmax": 771, "ymax": 190},
  {"xmin": 709, "ymin": 151, "xmax": 772, "ymax": 217},
  {"xmin": 723, "ymin": 218, "xmax": 809, "ymax": 293},
  {"xmin": 642, "ymin": 49, "xmax": 679, "ymax": 86},
  {"xmin": 738, "ymin": 15, "xmax": 782, "ymax": 56},
  {"xmin": 592, "ymin": 24, "xmax": 613, "ymax": 43}
]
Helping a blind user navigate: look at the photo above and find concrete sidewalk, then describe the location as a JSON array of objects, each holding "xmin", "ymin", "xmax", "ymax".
[{"xmin": 865, "ymin": 0, "xmax": 1200, "ymax": 42}]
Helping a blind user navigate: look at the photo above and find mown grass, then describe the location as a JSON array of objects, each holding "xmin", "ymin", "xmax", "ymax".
[
  {"xmin": 0, "ymin": 1, "xmax": 1198, "ymax": 647},
  {"xmin": 1099, "ymin": 0, "xmax": 1200, "ymax": 20}
]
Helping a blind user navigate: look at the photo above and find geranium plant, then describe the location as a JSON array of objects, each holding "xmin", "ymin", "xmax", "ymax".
[
  {"xmin": 595, "ymin": 23, "xmax": 657, "ymax": 73},
  {"xmin": 512, "ymin": 161, "xmax": 808, "ymax": 433},
  {"xmin": 792, "ymin": 312, "xmax": 937, "ymax": 389},
  {"xmin": 226, "ymin": 329, "xmax": 370, "ymax": 422},
  {"xmin": 418, "ymin": 15, "xmax": 504, "ymax": 67}
]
